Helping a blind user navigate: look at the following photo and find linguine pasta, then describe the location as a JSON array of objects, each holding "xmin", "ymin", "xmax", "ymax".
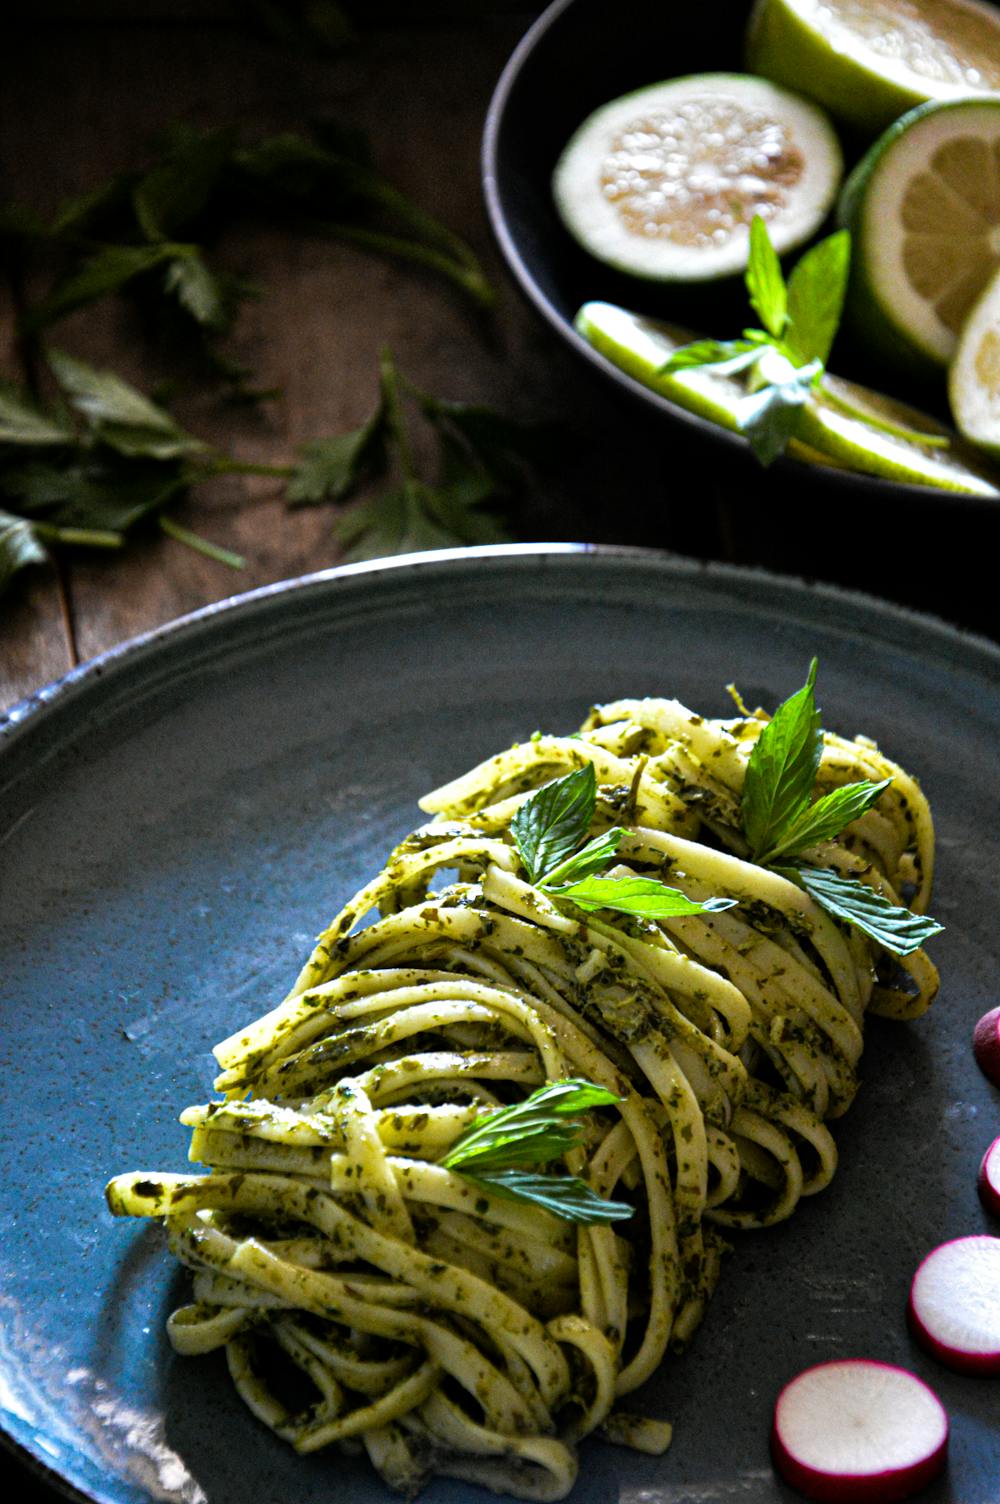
[{"xmin": 106, "ymin": 688, "xmax": 938, "ymax": 1500}]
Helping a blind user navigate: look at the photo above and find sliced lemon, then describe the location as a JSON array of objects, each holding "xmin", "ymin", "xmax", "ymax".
[
  {"xmin": 747, "ymin": 0, "xmax": 1000, "ymax": 138},
  {"xmin": 552, "ymin": 74, "xmax": 842, "ymax": 282},
  {"xmin": 839, "ymin": 97, "xmax": 1000, "ymax": 370},
  {"xmin": 949, "ymin": 262, "xmax": 1000, "ymax": 454},
  {"xmin": 576, "ymin": 298, "xmax": 1000, "ymax": 495}
]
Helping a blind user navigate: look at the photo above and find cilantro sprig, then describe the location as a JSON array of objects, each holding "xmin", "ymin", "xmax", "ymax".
[
  {"xmin": 740, "ymin": 662, "xmax": 942, "ymax": 956},
  {"xmin": 440, "ymin": 1078, "xmax": 633, "ymax": 1224},
  {"xmin": 510, "ymin": 762, "xmax": 735, "ymax": 921},
  {"xmin": 662, "ymin": 217, "xmax": 948, "ymax": 468}
]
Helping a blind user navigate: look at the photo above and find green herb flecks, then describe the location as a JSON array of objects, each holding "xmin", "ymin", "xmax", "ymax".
[
  {"xmin": 741, "ymin": 662, "xmax": 942, "ymax": 955},
  {"xmin": 661, "ymin": 217, "xmax": 945, "ymax": 467},
  {"xmin": 441, "ymin": 1079, "xmax": 633, "ymax": 1224},
  {"xmin": 510, "ymin": 762, "xmax": 735, "ymax": 922}
]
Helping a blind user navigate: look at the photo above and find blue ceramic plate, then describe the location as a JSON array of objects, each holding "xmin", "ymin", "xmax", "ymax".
[{"xmin": 2, "ymin": 544, "xmax": 998, "ymax": 1504}]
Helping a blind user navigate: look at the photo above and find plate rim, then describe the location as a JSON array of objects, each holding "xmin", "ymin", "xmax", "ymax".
[
  {"xmin": 3, "ymin": 538, "xmax": 1000, "ymax": 1504},
  {"xmin": 4, "ymin": 542, "xmax": 1000, "ymax": 759}
]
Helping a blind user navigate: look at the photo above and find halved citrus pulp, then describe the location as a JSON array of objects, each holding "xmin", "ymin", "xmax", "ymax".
[
  {"xmin": 552, "ymin": 73, "xmax": 842, "ymax": 281},
  {"xmin": 747, "ymin": 0, "xmax": 1000, "ymax": 138},
  {"xmin": 576, "ymin": 298, "xmax": 1000, "ymax": 495},
  {"xmin": 839, "ymin": 97, "xmax": 1000, "ymax": 369},
  {"xmin": 949, "ymin": 262, "xmax": 1000, "ymax": 453}
]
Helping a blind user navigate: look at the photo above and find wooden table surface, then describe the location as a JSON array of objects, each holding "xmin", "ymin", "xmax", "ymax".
[{"xmin": 4, "ymin": 5, "xmax": 999, "ymax": 722}]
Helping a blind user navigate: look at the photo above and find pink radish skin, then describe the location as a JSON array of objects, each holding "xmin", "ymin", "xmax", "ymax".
[
  {"xmin": 907, "ymin": 1235, "xmax": 1000, "ymax": 1376},
  {"xmin": 973, "ymin": 1006, "xmax": 1000, "ymax": 1086},
  {"xmin": 771, "ymin": 1359, "xmax": 948, "ymax": 1503},
  {"xmin": 978, "ymin": 1137, "xmax": 1000, "ymax": 1218}
]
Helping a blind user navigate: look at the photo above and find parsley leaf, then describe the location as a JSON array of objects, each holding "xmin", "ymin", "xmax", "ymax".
[
  {"xmin": 779, "ymin": 864, "xmax": 944, "ymax": 957},
  {"xmin": 0, "ymin": 386, "xmax": 74, "ymax": 447},
  {"xmin": 0, "ymin": 509, "xmax": 48, "ymax": 594},
  {"xmin": 47, "ymin": 349, "xmax": 204, "ymax": 461},
  {"xmin": 288, "ymin": 408, "xmax": 387, "ymax": 505}
]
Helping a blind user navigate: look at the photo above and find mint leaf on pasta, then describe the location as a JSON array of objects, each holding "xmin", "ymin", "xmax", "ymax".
[
  {"xmin": 547, "ymin": 874, "xmax": 735, "ymax": 920},
  {"xmin": 460, "ymin": 1169, "xmax": 634, "ymax": 1224},
  {"xmin": 780, "ymin": 864, "xmax": 943, "ymax": 956},
  {"xmin": 763, "ymin": 777, "xmax": 892, "ymax": 864},
  {"xmin": 441, "ymin": 1079, "xmax": 634, "ymax": 1225},
  {"xmin": 741, "ymin": 659, "xmax": 822, "ymax": 863},
  {"xmin": 510, "ymin": 764, "xmax": 596, "ymax": 883},
  {"xmin": 441, "ymin": 1078, "xmax": 619, "ymax": 1173}
]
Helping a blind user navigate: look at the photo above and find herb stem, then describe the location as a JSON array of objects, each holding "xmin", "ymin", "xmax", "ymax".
[
  {"xmin": 159, "ymin": 515, "xmax": 245, "ymax": 569},
  {"xmin": 32, "ymin": 523, "xmax": 124, "ymax": 550}
]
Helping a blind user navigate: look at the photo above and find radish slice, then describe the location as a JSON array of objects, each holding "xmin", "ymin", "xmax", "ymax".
[
  {"xmin": 978, "ymin": 1136, "xmax": 1000, "ymax": 1218},
  {"xmin": 908, "ymin": 1235, "xmax": 1000, "ymax": 1375},
  {"xmin": 771, "ymin": 1359, "xmax": 948, "ymax": 1502},
  {"xmin": 973, "ymin": 1006, "xmax": 1000, "ymax": 1085}
]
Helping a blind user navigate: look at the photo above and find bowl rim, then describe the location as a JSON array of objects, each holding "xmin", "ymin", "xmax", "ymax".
[{"xmin": 480, "ymin": 0, "xmax": 1000, "ymax": 510}]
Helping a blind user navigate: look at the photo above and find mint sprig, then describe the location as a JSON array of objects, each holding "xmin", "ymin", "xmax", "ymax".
[
  {"xmin": 509, "ymin": 763, "xmax": 735, "ymax": 921},
  {"xmin": 661, "ymin": 217, "xmax": 942, "ymax": 467},
  {"xmin": 440, "ymin": 1078, "xmax": 633, "ymax": 1225},
  {"xmin": 741, "ymin": 663, "xmax": 942, "ymax": 956}
]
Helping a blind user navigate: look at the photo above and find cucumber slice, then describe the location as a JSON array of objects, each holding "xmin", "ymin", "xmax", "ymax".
[
  {"xmin": 576, "ymin": 298, "xmax": 1000, "ymax": 495},
  {"xmin": 553, "ymin": 74, "xmax": 842, "ymax": 282}
]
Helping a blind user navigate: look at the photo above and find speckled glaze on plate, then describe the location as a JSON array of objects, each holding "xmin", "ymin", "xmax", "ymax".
[{"xmin": 1, "ymin": 544, "xmax": 998, "ymax": 1504}]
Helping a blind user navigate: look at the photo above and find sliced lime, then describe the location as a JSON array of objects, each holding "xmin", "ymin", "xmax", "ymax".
[
  {"xmin": 747, "ymin": 0, "xmax": 1000, "ymax": 138},
  {"xmin": 576, "ymin": 298, "xmax": 1000, "ymax": 495},
  {"xmin": 552, "ymin": 73, "xmax": 842, "ymax": 282},
  {"xmin": 949, "ymin": 263, "xmax": 1000, "ymax": 454},
  {"xmin": 839, "ymin": 97, "xmax": 1000, "ymax": 370}
]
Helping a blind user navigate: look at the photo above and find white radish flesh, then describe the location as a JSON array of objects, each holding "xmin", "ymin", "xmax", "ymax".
[
  {"xmin": 978, "ymin": 1136, "xmax": 1000, "ymax": 1218},
  {"xmin": 973, "ymin": 1006, "xmax": 1000, "ymax": 1085},
  {"xmin": 771, "ymin": 1359, "xmax": 948, "ymax": 1502},
  {"xmin": 907, "ymin": 1235, "xmax": 1000, "ymax": 1376}
]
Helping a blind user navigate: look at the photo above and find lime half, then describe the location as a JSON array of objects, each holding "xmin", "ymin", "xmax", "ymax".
[
  {"xmin": 839, "ymin": 97, "xmax": 1000, "ymax": 370},
  {"xmin": 950, "ymin": 264, "xmax": 1000, "ymax": 454},
  {"xmin": 747, "ymin": 0, "xmax": 1000, "ymax": 138},
  {"xmin": 552, "ymin": 74, "xmax": 842, "ymax": 282},
  {"xmin": 576, "ymin": 298, "xmax": 1000, "ymax": 495}
]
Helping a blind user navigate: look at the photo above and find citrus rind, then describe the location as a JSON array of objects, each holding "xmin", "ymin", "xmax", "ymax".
[{"xmin": 553, "ymin": 73, "xmax": 843, "ymax": 282}]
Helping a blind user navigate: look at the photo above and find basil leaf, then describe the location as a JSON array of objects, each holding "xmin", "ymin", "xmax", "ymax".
[
  {"xmin": 782, "ymin": 864, "xmax": 943, "ymax": 957},
  {"xmin": 460, "ymin": 1169, "xmax": 634, "ymax": 1224},
  {"xmin": 785, "ymin": 229, "xmax": 851, "ymax": 366},
  {"xmin": 510, "ymin": 764, "xmax": 596, "ymax": 884},
  {"xmin": 660, "ymin": 339, "xmax": 760, "ymax": 375},
  {"xmin": 745, "ymin": 215, "xmax": 787, "ymax": 339},
  {"xmin": 547, "ymin": 873, "xmax": 736, "ymax": 919},
  {"xmin": 0, "ymin": 510, "xmax": 47, "ymax": 597},
  {"xmin": 540, "ymin": 828, "xmax": 626, "ymax": 887},
  {"xmin": 742, "ymin": 660, "xmax": 822, "ymax": 863},
  {"xmin": 765, "ymin": 777, "xmax": 892, "ymax": 864}
]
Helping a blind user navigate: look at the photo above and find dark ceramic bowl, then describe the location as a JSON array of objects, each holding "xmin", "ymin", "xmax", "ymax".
[{"xmin": 481, "ymin": 0, "xmax": 999, "ymax": 508}]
